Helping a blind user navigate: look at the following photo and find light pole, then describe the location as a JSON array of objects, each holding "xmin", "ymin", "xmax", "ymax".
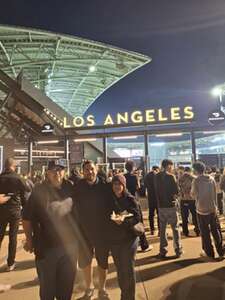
[{"xmin": 211, "ymin": 86, "xmax": 225, "ymax": 113}]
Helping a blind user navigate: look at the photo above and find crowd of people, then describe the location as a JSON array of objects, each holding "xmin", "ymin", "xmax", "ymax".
[{"xmin": 0, "ymin": 157, "xmax": 224, "ymax": 299}]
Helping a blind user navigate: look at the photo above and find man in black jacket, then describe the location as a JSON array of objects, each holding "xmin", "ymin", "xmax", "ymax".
[
  {"xmin": 0, "ymin": 158, "xmax": 30, "ymax": 271},
  {"xmin": 73, "ymin": 160, "xmax": 110, "ymax": 300},
  {"xmin": 124, "ymin": 160, "xmax": 151, "ymax": 252},
  {"xmin": 144, "ymin": 166, "xmax": 160, "ymax": 235},
  {"xmin": 22, "ymin": 159, "xmax": 77, "ymax": 300},
  {"xmin": 155, "ymin": 159, "xmax": 182, "ymax": 258}
]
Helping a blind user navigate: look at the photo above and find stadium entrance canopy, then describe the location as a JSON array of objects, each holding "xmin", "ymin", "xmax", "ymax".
[
  {"xmin": 0, "ymin": 25, "xmax": 151, "ymax": 171},
  {"xmin": 0, "ymin": 25, "xmax": 151, "ymax": 117}
]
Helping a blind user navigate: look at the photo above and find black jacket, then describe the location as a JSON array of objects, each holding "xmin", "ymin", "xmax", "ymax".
[
  {"xmin": 73, "ymin": 178, "xmax": 110, "ymax": 245},
  {"xmin": 106, "ymin": 191, "xmax": 141, "ymax": 244},
  {"xmin": 0, "ymin": 170, "xmax": 30, "ymax": 216},
  {"xmin": 23, "ymin": 179, "xmax": 75, "ymax": 258},
  {"xmin": 155, "ymin": 171, "xmax": 179, "ymax": 208},
  {"xmin": 144, "ymin": 171, "xmax": 158, "ymax": 203},
  {"xmin": 124, "ymin": 173, "xmax": 138, "ymax": 196}
]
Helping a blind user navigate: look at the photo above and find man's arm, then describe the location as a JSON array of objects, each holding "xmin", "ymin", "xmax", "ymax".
[
  {"xmin": 170, "ymin": 175, "xmax": 179, "ymax": 196},
  {"xmin": 22, "ymin": 191, "xmax": 36, "ymax": 253},
  {"xmin": 191, "ymin": 179, "xmax": 197, "ymax": 199},
  {"xmin": 135, "ymin": 175, "xmax": 140, "ymax": 190},
  {"xmin": 212, "ymin": 179, "xmax": 218, "ymax": 212},
  {"xmin": 22, "ymin": 220, "xmax": 33, "ymax": 253}
]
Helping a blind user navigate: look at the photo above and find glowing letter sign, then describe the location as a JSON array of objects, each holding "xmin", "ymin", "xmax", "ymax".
[{"xmin": 62, "ymin": 105, "xmax": 195, "ymax": 128}]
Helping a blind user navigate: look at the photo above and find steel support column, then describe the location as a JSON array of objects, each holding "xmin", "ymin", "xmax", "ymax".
[
  {"xmin": 28, "ymin": 138, "xmax": 33, "ymax": 174},
  {"xmin": 103, "ymin": 137, "xmax": 107, "ymax": 163},
  {"xmin": 191, "ymin": 131, "xmax": 196, "ymax": 163},
  {"xmin": 64, "ymin": 136, "xmax": 70, "ymax": 174},
  {"xmin": 144, "ymin": 131, "xmax": 149, "ymax": 174}
]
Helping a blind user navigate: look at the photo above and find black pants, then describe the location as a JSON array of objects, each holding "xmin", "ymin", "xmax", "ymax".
[
  {"xmin": 180, "ymin": 200, "xmax": 200, "ymax": 236},
  {"xmin": 111, "ymin": 238, "xmax": 138, "ymax": 300},
  {"xmin": 197, "ymin": 213, "xmax": 223, "ymax": 257},
  {"xmin": 138, "ymin": 204, "xmax": 149, "ymax": 250},
  {"xmin": 148, "ymin": 200, "xmax": 159, "ymax": 233},
  {"xmin": 36, "ymin": 245, "xmax": 77, "ymax": 300},
  {"xmin": 0, "ymin": 214, "xmax": 20, "ymax": 266},
  {"xmin": 217, "ymin": 193, "xmax": 223, "ymax": 215}
]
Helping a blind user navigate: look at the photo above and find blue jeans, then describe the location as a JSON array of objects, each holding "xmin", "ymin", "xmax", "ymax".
[
  {"xmin": 111, "ymin": 238, "xmax": 138, "ymax": 300},
  {"xmin": 36, "ymin": 244, "xmax": 77, "ymax": 300},
  {"xmin": 158, "ymin": 207, "xmax": 182, "ymax": 255}
]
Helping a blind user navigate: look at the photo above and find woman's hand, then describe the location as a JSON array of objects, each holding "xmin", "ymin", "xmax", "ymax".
[
  {"xmin": 113, "ymin": 218, "xmax": 123, "ymax": 225},
  {"xmin": 0, "ymin": 194, "xmax": 10, "ymax": 205},
  {"xmin": 111, "ymin": 211, "xmax": 126, "ymax": 225},
  {"xmin": 111, "ymin": 213, "xmax": 125, "ymax": 225}
]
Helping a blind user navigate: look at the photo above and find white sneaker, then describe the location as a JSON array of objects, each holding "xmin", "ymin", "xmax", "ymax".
[
  {"xmin": 142, "ymin": 245, "xmax": 153, "ymax": 252},
  {"xmin": 199, "ymin": 251, "xmax": 214, "ymax": 261},
  {"xmin": 0, "ymin": 284, "xmax": 11, "ymax": 292},
  {"xmin": 6, "ymin": 263, "xmax": 15, "ymax": 272}
]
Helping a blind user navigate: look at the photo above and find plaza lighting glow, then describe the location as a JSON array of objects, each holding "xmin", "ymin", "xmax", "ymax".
[
  {"xmin": 37, "ymin": 140, "xmax": 59, "ymax": 144},
  {"xmin": 155, "ymin": 133, "xmax": 183, "ymax": 137},
  {"xmin": 212, "ymin": 87, "xmax": 222, "ymax": 97},
  {"xmin": 112, "ymin": 136, "xmax": 138, "ymax": 140},
  {"xmin": 74, "ymin": 138, "xmax": 97, "ymax": 142}
]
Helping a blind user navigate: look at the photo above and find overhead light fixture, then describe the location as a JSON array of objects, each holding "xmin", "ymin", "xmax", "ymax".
[
  {"xmin": 203, "ymin": 131, "xmax": 224, "ymax": 134},
  {"xmin": 14, "ymin": 149, "xmax": 65, "ymax": 154},
  {"xmin": 89, "ymin": 65, "xmax": 96, "ymax": 73},
  {"xmin": 113, "ymin": 136, "xmax": 138, "ymax": 140},
  {"xmin": 74, "ymin": 138, "xmax": 97, "ymax": 142},
  {"xmin": 211, "ymin": 87, "xmax": 222, "ymax": 97},
  {"xmin": 37, "ymin": 140, "xmax": 59, "ymax": 144},
  {"xmin": 155, "ymin": 133, "xmax": 183, "ymax": 137}
]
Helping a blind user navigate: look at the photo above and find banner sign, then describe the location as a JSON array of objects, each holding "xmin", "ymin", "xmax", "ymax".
[
  {"xmin": 41, "ymin": 123, "xmax": 54, "ymax": 133},
  {"xmin": 208, "ymin": 110, "xmax": 225, "ymax": 126}
]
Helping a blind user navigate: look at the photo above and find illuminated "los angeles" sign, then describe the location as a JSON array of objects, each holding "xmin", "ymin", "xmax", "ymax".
[{"xmin": 63, "ymin": 106, "xmax": 194, "ymax": 128}]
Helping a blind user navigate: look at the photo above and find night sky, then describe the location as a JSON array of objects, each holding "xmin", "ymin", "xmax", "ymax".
[{"xmin": 1, "ymin": 0, "xmax": 225, "ymax": 126}]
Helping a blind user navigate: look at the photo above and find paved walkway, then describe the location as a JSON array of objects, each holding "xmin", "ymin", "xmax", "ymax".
[{"xmin": 1, "ymin": 209, "xmax": 225, "ymax": 300}]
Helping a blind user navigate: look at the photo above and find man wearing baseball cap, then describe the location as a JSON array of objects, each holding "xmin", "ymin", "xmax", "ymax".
[{"xmin": 22, "ymin": 159, "xmax": 78, "ymax": 300}]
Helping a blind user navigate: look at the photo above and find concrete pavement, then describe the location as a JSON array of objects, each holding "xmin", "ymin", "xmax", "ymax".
[{"xmin": 0, "ymin": 210, "xmax": 225, "ymax": 299}]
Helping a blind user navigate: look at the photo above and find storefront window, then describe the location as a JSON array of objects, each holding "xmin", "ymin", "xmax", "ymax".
[
  {"xmin": 148, "ymin": 133, "xmax": 192, "ymax": 168},
  {"xmin": 195, "ymin": 131, "xmax": 225, "ymax": 168}
]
